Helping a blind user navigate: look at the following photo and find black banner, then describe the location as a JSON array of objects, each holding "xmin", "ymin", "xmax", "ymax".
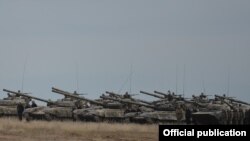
[{"xmin": 159, "ymin": 125, "xmax": 250, "ymax": 140}]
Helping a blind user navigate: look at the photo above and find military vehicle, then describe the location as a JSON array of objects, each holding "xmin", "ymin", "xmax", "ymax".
[
  {"xmin": 101, "ymin": 96, "xmax": 185, "ymax": 124},
  {"xmin": 191, "ymin": 95, "xmax": 235, "ymax": 125},
  {"xmin": 140, "ymin": 90, "xmax": 186, "ymax": 111},
  {"xmin": 3, "ymin": 89, "xmax": 72, "ymax": 121},
  {"xmin": 101, "ymin": 92, "xmax": 155, "ymax": 122},
  {"xmin": 215, "ymin": 95, "xmax": 250, "ymax": 125},
  {"xmin": 21, "ymin": 87, "xmax": 85, "ymax": 121},
  {"xmin": 52, "ymin": 87, "xmax": 105, "ymax": 121},
  {"xmin": 0, "ymin": 89, "xmax": 31, "ymax": 117},
  {"xmin": 139, "ymin": 90, "xmax": 208, "ymax": 124},
  {"xmin": 53, "ymin": 89, "xmax": 134, "ymax": 122}
]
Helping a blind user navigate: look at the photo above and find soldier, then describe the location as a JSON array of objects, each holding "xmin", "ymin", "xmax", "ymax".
[
  {"xmin": 192, "ymin": 106, "xmax": 199, "ymax": 125},
  {"xmin": 17, "ymin": 102, "xmax": 24, "ymax": 121},
  {"xmin": 221, "ymin": 109, "xmax": 228, "ymax": 125},
  {"xmin": 167, "ymin": 91, "xmax": 173, "ymax": 101},
  {"xmin": 185, "ymin": 107, "xmax": 192, "ymax": 125},
  {"xmin": 200, "ymin": 93, "xmax": 206, "ymax": 99},
  {"xmin": 233, "ymin": 108, "xmax": 239, "ymax": 125},
  {"xmin": 245, "ymin": 109, "xmax": 250, "ymax": 124},
  {"xmin": 227, "ymin": 109, "xmax": 233, "ymax": 125},
  {"xmin": 124, "ymin": 92, "xmax": 131, "ymax": 99},
  {"xmin": 86, "ymin": 102, "xmax": 91, "ymax": 108},
  {"xmin": 31, "ymin": 101, "xmax": 37, "ymax": 108},
  {"xmin": 71, "ymin": 106, "xmax": 76, "ymax": 122},
  {"xmin": 23, "ymin": 96, "xmax": 31, "ymax": 108},
  {"xmin": 192, "ymin": 95, "xmax": 198, "ymax": 102},
  {"xmin": 238, "ymin": 104, "xmax": 245, "ymax": 125},
  {"xmin": 199, "ymin": 93, "xmax": 208, "ymax": 102},
  {"xmin": 176, "ymin": 104, "xmax": 184, "ymax": 124}
]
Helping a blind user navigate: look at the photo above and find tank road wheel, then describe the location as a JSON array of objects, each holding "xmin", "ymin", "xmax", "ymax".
[
  {"xmin": 124, "ymin": 117, "xmax": 130, "ymax": 123},
  {"xmin": 94, "ymin": 116, "xmax": 102, "ymax": 122},
  {"xmin": 145, "ymin": 118, "xmax": 154, "ymax": 124},
  {"xmin": 73, "ymin": 114, "xmax": 81, "ymax": 122},
  {"xmin": 24, "ymin": 113, "xmax": 32, "ymax": 122},
  {"xmin": 45, "ymin": 114, "xmax": 53, "ymax": 121}
]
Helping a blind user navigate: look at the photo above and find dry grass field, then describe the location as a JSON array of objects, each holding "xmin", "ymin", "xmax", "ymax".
[{"xmin": 0, "ymin": 118, "xmax": 158, "ymax": 141}]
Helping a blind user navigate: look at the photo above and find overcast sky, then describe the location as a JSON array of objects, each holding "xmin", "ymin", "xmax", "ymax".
[{"xmin": 0, "ymin": 0, "xmax": 249, "ymax": 103}]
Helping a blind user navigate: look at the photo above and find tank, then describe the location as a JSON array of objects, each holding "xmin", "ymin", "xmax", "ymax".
[
  {"xmin": 101, "ymin": 96, "xmax": 185, "ymax": 124},
  {"xmin": 24, "ymin": 99, "xmax": 79, "ymax": 121},
  {"xmin": 0, "ymin": 89, "xmax": 30, "ymax": 117},
  {"xmin": 140, "ymin": 90, "xmax": 186, "ymax": 109},
  {"xmin": 191, "ymin": 95, "xmax": 233, "ymax": 125},
  {"xmin": 54, "ymin": 90, "xmax": 137, "ymax": 122},
  {"xmin": 23, "ymin": 87, "xmax": 85, "ymax": 121},
  {"xmin": 74, "ymin": 106, "xmax": 126, "ymax": 122},
  {"xmin": 73, "ymin": 94, "xmax": 127, "ymax": 122},
  {"xmin": 215, "ymin": 95, "xmax": 250, "ymax": 125}
]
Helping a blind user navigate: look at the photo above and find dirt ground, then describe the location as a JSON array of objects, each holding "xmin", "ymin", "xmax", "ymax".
[{"xmin": 0, "ymin": 118, "xmax": 158, "ymax": 141}]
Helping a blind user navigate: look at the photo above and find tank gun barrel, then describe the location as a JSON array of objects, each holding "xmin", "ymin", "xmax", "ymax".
[
  {"xmin": 3, "ymin": 89, "xmax": 53, "ymax": 104},
  {"xmin": 100, "ymin": 95, "xmax": 155, "ymax": 109},
  {"xmin": 182, "ymin": 99, "xmax": 207, "ymax": 108},
  {"xmin": 52, "ymin": 87, "xmax": 88, "ymax": 98},
  {"xmin": 154, "ymin": 90, "xmax": 183, "ymax": 97},
  {"xmin": 52, "ymin": 87, "xmax": 81, "ymax": 96},
  {"xmin": 52, "ymin": 87, "xmax": 73, "ymax": 96},
  {"xmin": 140, "ymin": 91, "xmax": 164, "ymax": 99},
  {"xmin": 217, "ymin": 98, "xmax": 236, "ymax": 110},
  {"xmin": 153, "ymin": 90, "xmax": 168, "ymax": 97},
  {"xmin": 52, "ymin": 87, "xmax": 104, "ymax": 106},
  {"xmin": 215, "ymin": 95, "xmax": 250, "ymax": 106},
  {"xmin": 153, "ymin": 90, "xmax": 183, "ymax": 99},
  {"xmin": 130, "ymin": 94, "xmax": 139, "ymax": 96},
  {"xmin": 133, "ymin": 98, "xmax": 152, "ymax": 105}
]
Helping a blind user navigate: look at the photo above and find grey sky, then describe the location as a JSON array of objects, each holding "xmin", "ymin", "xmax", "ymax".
[{"xmin": 0, "ymin": 0, "xmax": 249, "ymax": 103}]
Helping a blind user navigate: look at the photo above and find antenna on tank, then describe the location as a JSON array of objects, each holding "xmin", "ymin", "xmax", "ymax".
[
  {"xmin": 202, "ymin": 72, "xmax": 206, "ymax": 94},
  {"xmin": 118, "ymin": 64, "xmax": 133, "ymax": 94},
  {"xmin": 129, "ymin": 64, "xmax": 133, "ymax": 94},
  {"xmin": 182, "ymin": 65, "xmax": 186, "ymax": 98},
  {"xmin": 21, "ymin": 55, "xmax": 28, "ymax": 92},
  {"xmin": 75, "ymin": 62, "xmax": 79, "ymax": 93},
  {"xmin": 226, "ymin": 66, "xmax": 230, "ymax": 97},
  {"xmin": 175, "ymin": 65, "xmax": 178, "ymax": 95}
]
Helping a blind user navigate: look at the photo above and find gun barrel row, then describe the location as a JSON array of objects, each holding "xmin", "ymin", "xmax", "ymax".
[
  {"xmin": 52, "ymin": 87, "xmax": 104, "ymax": 106},
  {"xmin": 3, "ymin": 88, "xmax": 250, "ymax": 106}
]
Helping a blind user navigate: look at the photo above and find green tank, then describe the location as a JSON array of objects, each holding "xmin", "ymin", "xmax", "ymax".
[
  {"xmin": 55, "ymin": 90, "xmax": 137, "ymax": 122},
  {"xmin": 23, "ymin": 87, "xmax": 84, "ymax": 121},
  {"xmin": 0, "ymin": 89, "xmax": 30, "ymax": 117},
  {"xmin": 191, "ymin": 95, "xmax": 235, "ymax": 125},
  {"xmin": 101, "ymin": 96, "xmax": 185, "ymax": 124}
]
